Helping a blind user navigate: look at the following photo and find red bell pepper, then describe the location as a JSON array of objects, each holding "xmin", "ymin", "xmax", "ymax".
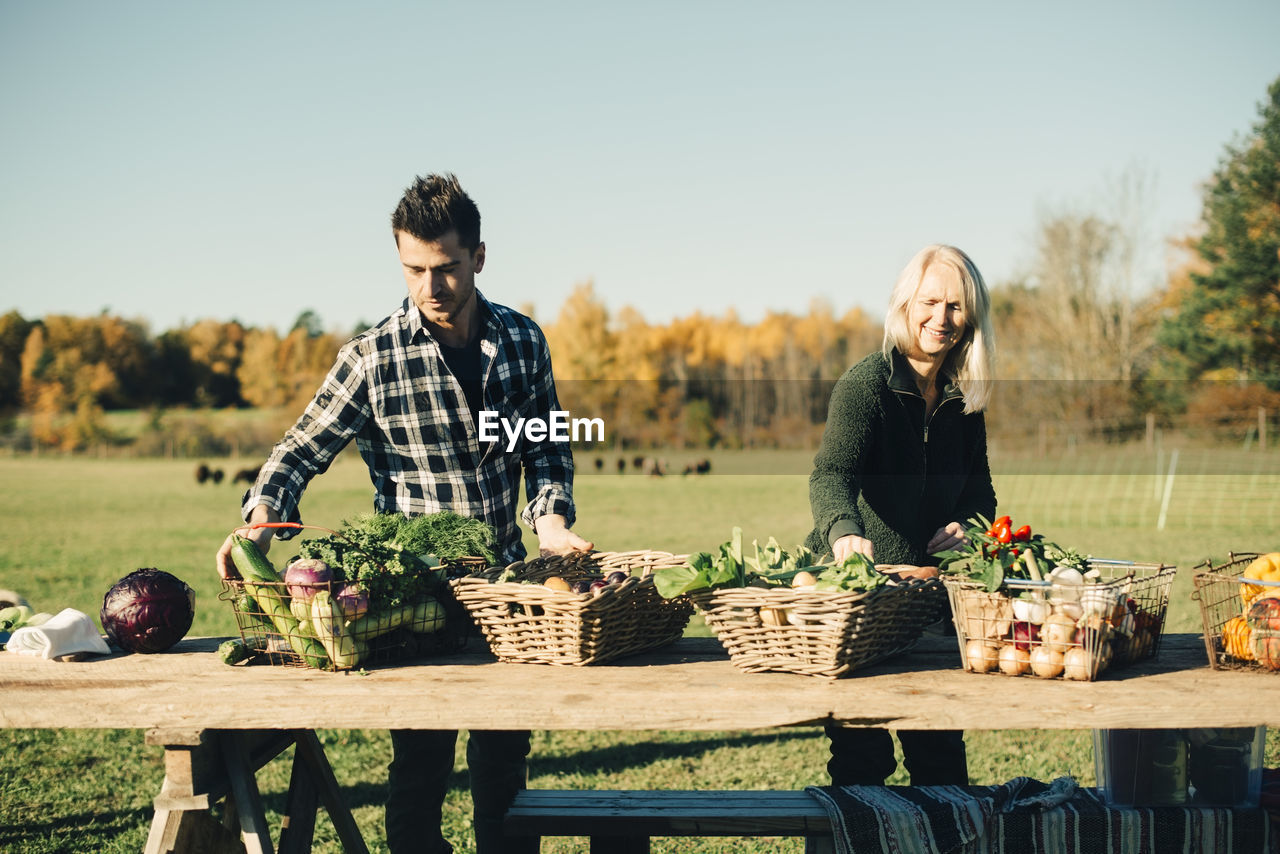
[
  {"xmin": 994, "ymin": 521, "xmax": 1013, "ymax": 544},
  {"xmin": 987, "ymin": 515, "xmax": 1012, "ymax": 537}
]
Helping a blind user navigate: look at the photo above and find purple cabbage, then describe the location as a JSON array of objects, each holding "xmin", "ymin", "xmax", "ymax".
[{"xmin": 100, "ymin": 568, "xmax": 195, "ymax": 654}]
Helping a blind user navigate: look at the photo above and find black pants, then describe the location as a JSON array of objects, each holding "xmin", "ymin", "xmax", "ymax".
[
  {"xmin": 385, "ymin": 729, "xmax": 538, "ymax": 854},
  {"xmin": 825, "ymin": 725, "xmax": 968, "ymax": 786}
]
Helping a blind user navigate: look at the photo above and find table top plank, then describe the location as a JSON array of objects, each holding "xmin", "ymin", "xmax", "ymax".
[{"xmin": 2, "ymin": 634, "xmax": 1277, "ymax": 732}]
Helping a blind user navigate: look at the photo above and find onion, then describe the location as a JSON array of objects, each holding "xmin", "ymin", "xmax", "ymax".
[
  {"xmin": 1011, "ymin": 621, "xmax": 1040, "ymax": 652},
  {"xmin": 1079, "ymin": 587, "xmax": 1118, "ymax": 619},
  {"xmin": 1029, "ymin": 646, "xmax": 1065, "ymax": 678},
  {"xmin": 1041, "ymin": 613, "xmax": 1078, "ymax": 652},
  {"xmin": 1063, "ymin": 646, "xmax": 1094, "ymax": 680},
  {"xmin": 965, "ymin": 639, "xmax": 999, "ymax": 673},
  {"xmin": 998, "ymin": 644, "xmax": 1031, "ymax": 676},
  {"xmin": 1011, "ymin": 597, "xmax": 1050, "ymax": 624}
]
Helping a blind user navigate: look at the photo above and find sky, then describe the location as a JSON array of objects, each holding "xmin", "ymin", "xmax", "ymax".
[{"xmin": 1, "ymin": 1, "xmax": 1278, "ymax": 336}]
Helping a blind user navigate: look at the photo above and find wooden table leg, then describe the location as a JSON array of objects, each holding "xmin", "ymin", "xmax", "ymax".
[
  {"xmin": 277, "ymin": 748, "xmax": 319, "ymax": 854},
  {"xmin": 144, "ymin": 728, "xmax": 368, "ymax": 854},
  {"xmin": 224, "ymin": 732, "xmax": 277, "ymax": 854},
  {"xmin": 292, "ymin": 729, "xmax": 370, "ymax": 854}
]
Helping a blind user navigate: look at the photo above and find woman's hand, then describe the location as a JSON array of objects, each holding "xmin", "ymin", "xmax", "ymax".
[
  {"xmin": 926, "ymin": 521, "xmax": 967, "ymax": 554},
  {"xmin": 832, "ymin": 534, "xmax": 874, "ymax": 564}
]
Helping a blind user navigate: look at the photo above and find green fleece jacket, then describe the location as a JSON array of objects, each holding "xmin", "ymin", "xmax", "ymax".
[{"xmin": 806, "ymin": 349, "xmax": 997, "ymax": 566}]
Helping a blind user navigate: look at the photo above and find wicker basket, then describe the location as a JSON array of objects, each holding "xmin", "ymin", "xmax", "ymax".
[
  {"xmin": 219, "ymin": 522, "xmax": 473, "ymax": 671},
  {"xmin": 689, "ymin": 576, "xmax": 946, "ymax": 679},
  {"xmin": 1192, "ymin": 552, "xmax": 1280, "ymax": 673},
  {"xmin": 943, "ymin": 560, "xmax": 1176, "ymax": 681},
  {"xmin": 450, "ymin": 550, "xmax": 694, "ymax": 666}
]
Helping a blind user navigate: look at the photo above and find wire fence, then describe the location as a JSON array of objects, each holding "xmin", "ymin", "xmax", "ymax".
[{"xmin": 991, "ymin": 444, "xmax": 1280, "ymax": 533}]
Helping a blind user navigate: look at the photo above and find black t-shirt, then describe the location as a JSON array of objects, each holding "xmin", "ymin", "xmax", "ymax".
[{"xmin": 438, "ymin": 333, "xmax": 485, "ymax": 433}]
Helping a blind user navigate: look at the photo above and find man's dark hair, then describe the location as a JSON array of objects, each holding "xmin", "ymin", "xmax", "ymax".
[{"xmin": 391, "ymin": 173, "xmax": 481, "ymax": 251}]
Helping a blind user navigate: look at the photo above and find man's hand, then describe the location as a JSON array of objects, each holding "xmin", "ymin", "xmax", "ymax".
[
  {"xmin": 832, "ymin": 534, "xmax": 874, "ymax": 564},
  {"xmin": 534, "ymin": 514, "xmax": 593, "ymax": 557},
  {"xmin": 215, "ymin": 505, "xmax": 281, "ymax": 579},
  {"xmin": 926, "ymin": 521, "xmax": 967, "ymax": 554}
]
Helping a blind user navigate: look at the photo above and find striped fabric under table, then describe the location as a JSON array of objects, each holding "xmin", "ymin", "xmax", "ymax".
[{"xmin": 806, "ymin": 777, "xmax": 1272, "ymax": 854}]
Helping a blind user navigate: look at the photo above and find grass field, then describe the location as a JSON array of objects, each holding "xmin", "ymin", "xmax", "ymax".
[{"xmin": 2, "ymin": 449, "xmax": 1278, "ymax": 853}]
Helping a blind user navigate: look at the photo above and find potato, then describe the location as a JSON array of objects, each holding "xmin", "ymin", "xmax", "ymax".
[{"xmin": 759, "ymin": 607, "xmax": 790, "ymax": 627}]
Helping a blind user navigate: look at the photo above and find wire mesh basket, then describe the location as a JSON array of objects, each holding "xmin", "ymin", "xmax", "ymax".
[
  {"xmin": 450, "ymin": 550, "xmax": 695, "ymax": 665},
  {"xmin": 943, "ymin": 560, "xmax": 1176, "ymax": 681},
  {"xmin": 219, "ymin": 522, "xmax": 473, "ymax": 671},
  {"xmin": 1192, "ymin": 552, "xmax": 1280, "ymax": 672},
  {"xmin": 689, "ymin": 576, "xmax": 946, "ymax": 679}
]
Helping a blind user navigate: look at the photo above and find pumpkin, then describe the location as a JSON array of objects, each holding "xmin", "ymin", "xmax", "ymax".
[
  {"xmin": 1246, "ymin": 597, "xmax": 1280, "ymax": 631},
  {"xmin": 1222, "ymin": 615, "xmax": 1254, "ymax": 661},
  {"xmin": 1241, "ymin": 552, "xmax": 1280, "ymax": 607},
  {"xmin": 1251, "ymin": 631, "xmax": 1280, "ymax": 671}
]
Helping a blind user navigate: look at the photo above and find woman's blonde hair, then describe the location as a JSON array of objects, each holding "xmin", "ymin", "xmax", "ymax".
[{"xmin": 882, "ymin": 244, "xmax": 995, "ymax": 413}]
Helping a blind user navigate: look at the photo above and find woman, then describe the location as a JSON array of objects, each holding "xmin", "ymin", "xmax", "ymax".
[{"xmin": 806, "ymin": 244, "xmax": 997, "ymax": 786}]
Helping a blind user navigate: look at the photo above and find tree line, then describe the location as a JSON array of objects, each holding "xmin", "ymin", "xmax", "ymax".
[{"xmin": 3, "ymin": 77, "xmax": 1277, "ymax": 455}]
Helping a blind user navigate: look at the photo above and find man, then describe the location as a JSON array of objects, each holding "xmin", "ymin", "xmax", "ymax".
[{"xmin": 215, "ymin": 173, "xmax": 591, "ymax": 853}]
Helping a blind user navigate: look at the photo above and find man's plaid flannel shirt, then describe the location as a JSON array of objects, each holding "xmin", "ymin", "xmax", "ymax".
[{"xmin": 242, "ymin": 293, "xmax": 575, "ymax": 564}]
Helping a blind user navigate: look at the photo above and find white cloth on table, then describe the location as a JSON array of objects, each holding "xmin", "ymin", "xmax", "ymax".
[{"xmin": 5, "ymin": 608, "xmax": 110, "ymax": 659}]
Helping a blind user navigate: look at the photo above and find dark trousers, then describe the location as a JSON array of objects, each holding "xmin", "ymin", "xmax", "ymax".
[
  {"xmin": 385, "ymin": 729, "xmax": 538, "ymax": 854},
  {"xmin": 825, "ymin": 725, "xmax": 968, "ymax": 786}
]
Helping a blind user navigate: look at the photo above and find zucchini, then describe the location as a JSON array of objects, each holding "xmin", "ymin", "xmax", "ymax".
[
  {"xmin": 238, "ymin": 592, "xmax": 274, "ymax": 630},
  {"xmin": 218, "ymin": 636, "xmax": 268, "ymax": 665},
  {"xmin": 349, "ymin": 597, "xmax": 445, "ymax": 642},
  {"xmin": 229, "ymin": 535, "xmax": 328, "ymax": 669}
]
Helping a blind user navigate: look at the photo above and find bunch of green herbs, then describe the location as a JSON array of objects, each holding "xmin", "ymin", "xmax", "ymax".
[{"xmin": 653, "ymin": 526, "xmax": 887, "ymax": 598}]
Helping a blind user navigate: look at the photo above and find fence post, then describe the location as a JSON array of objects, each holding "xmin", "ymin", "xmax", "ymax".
[{"xmin": 1157, "ymin": 448, "xmax": 1179, "ymax": 531}]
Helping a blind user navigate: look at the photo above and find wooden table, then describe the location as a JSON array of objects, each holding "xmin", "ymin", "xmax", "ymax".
[
  {"xmin": 4, "ymin": 633, "xmax": 1278, "ymax": 732},
  {"xmin": 2, "ymin": 632, "xmax": 1277, "ymax": 852}
]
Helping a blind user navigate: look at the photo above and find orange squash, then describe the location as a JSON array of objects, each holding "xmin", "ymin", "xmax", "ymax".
[
  {"xmin": 1241, "ymin": 552, "xmax": 1280, "ymax": 607},
  {"xmin": 1222, "ymin": 615, "xmax": 1254, "ymax": 661}
]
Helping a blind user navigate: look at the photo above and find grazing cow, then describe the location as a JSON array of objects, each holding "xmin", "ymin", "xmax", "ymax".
[
  {"xmin": 632, "ymin": 456, "xmax": 646, "ymax": 471},
  {"xmin": 195, "ymin": 463, "xmax": 210, "ymax": 484},
  {"xmin": 210, "ymin": 468, "xmax": 225, "ymax": 484},
  {"xmin": 616, "ymin": 458, "xmax": 626, "ymax": 474},
  {"xmin": 682, "ymin": 458, "xmax": 712, "ymax": 476},
  {"xmin": 594, "ymin": 457, "xmax": 604, "ymax": 471},
  {"xmin": 232, "ymin": 465, "xmax": 262, "ymax": 485}
]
